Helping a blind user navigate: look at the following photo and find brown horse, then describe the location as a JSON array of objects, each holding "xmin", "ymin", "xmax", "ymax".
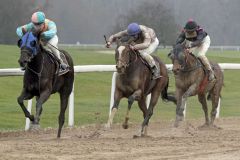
[
  {"xmin": 168, "ymin": 44, "xmax": 224, "ymax": 127},
  {"xmin": 106, "ymin": 41, "xmax": 176, "ymax": 136}
]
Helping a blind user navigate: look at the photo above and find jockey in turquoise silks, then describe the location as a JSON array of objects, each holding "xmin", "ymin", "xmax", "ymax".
[{"xmin": 16, "ymin": 11, "xmax": 67, "ymax": 71}]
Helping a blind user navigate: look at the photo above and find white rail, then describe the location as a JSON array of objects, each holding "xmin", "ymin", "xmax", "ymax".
[{"xmin": 0, "ymin": 63, "xmax": 240, "ymax": 130}]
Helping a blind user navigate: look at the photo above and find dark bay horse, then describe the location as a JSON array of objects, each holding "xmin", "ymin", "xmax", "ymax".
[
  {"xmin": 106, "ymin": 42, "xmax": 176, "ymax": 136},
  {"xmin": 168, "ymin": 44, "xmax": 223, "ymax": 127},
  {"xmin": 17, "ymin": 32, "xmax": 74, "ymax": 138}
]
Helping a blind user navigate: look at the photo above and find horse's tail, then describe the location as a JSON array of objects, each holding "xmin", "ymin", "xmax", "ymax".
[{"xmin": 161, "ymin": 78, "xmax": 177, "ymax": 104}]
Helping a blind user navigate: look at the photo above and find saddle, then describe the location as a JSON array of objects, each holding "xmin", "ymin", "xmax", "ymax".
[
  {"xmin": 43, "ymin": 48, "xmax": 70, "ymax": 76},
  {"xmin": 198, "ymin": 63, "xmax": 216, "ymax": 94}
]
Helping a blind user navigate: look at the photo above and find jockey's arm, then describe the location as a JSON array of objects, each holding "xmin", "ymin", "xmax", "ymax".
[
  {"xmin": 133, "ymin": 33, "xmax": 151, "ymax": 50},
  {"xmin": 41, "ymin": 21, "xmax": 57, "ymax": 40},
  {"xmin": 176, "ymin": 31, "xmax": 185, "ymax": 45},
  {"xmin": 108, "ymin": 30, "xmax": 128, "ymax": 43},
  {"xmin": 190, "ymin": 31, "xmax": 207, "ymax": 48},
  {"xmin": 16, "ymin": 23, "xmax": 34, "ymax": 38}
]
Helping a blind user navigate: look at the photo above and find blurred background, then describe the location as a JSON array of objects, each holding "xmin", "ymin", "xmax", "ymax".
[{"xmin": 1, "ymin": 0, "xmax": 240, "ymax": 45}]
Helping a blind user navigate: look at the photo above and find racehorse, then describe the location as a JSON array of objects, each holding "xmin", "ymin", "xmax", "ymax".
[
  {"xmin": 168, "ymin": 43, "xmax": 223, "ymax": 127},
  {"xmin": 106, "ymin": 39, "xmax": 176, "ymax": 137},
  {"xmin": 17, "ymin": 32, "xmax": 74, "ymax": 138}
]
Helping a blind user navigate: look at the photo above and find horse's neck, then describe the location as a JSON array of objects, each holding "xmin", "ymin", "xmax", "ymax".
[
  {"xmin": 126, "ymin": 57, "xmax": 144, "ymax": 75},
  {"xmin": 28, "ymin": 51, "xmax": 45, "ymax": 71},
  {"xmin": 186, "ymin": 54, "xmax": 200, "ymax": 68}
]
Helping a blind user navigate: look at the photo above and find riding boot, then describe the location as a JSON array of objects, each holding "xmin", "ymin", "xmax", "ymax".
[
  {"xmin": 52, "ymin": 50, "xmax": 68, "ymax": 72},
  {"xmin": 151, "ymin": 65, "xmax": 161, "ymax": 79},
  {"xmin": 199, "ymin": 56, "xmax": 215, "ymax": 81},
  {"xmin": 141, "ymin": 53, "xmax": 161, "ymax": 79}
]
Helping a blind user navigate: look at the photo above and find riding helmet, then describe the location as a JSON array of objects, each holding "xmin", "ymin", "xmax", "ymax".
[
  {"xmin": 184, "ymin": 20, "xmax": 198, "ymax": 32},
  {"xmin": 127, "ymin": 23, "xmax": 141, "ymax": 36},
  {"xmin": 31, "ymin": 11, "xmax": 45, "ymax": 24}
]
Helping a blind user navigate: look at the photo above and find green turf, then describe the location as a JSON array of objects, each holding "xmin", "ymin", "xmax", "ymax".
[{"xmin": 0, "ymin": 44, "xmax": 240, "ymax": 130}]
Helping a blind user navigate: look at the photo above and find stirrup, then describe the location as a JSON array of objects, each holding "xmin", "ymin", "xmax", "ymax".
[{"xmin": 60, "ymin": 63, "xmax": 68, "ymax": 70}]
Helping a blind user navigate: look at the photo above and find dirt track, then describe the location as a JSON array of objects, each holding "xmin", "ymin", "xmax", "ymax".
[{"xmin": 0, "ymin": 117, "xmax": 240, "ymax": 160}]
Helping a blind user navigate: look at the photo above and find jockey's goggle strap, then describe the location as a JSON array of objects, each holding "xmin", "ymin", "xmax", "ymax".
[{"xmin": 33, "ymin": 22, "xmax": 44, "ymax": 26}]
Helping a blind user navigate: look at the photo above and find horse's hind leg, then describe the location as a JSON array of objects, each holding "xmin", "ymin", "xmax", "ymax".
[
  {"xmin": 57, "ymin": 93, "xmax": 69, "ymax": 138},
  {"xmin": 210, "ymin": 89, "xmax": 221, "ymax": 125},
  {"xmin": 17, "ymin": 88, "xmax": 34, "ymax": 121},
  {"xmin": 198, "ymin": 94, "xmax": 210, "ymax": 126},
  {"xmin": 123, "ymin": 90, "xmax": 142, "ymax": 129}
]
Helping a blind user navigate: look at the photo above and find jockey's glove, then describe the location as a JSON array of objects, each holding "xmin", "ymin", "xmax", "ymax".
[
  {"xmin": 106, "ymin": 42, "xmax": 111, "ymax": 48},
  {"xmin": 186, "ymin": 42, "xmax": 193, "ymax": 48}
]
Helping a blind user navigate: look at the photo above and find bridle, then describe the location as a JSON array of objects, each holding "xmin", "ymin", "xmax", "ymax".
[
  {"xmin": 176, "ymin": 47, "xmax": 202, "ymax": 72},
  {"xmin": 116, "ymin": 45, "xmax": 138, "ymax": 68}
]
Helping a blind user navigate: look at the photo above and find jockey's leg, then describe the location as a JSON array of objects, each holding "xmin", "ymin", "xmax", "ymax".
[
  {"xmin": 139, "ymin": 38, "xmax": 160, "ymax": 79},
  {"xmin": 47, "ymin": 35, "xmax": 68, "ymax": 70},
  {"xmin": 199, "ymin": 55, "xmax": 215, "ymax": 81},
  {"xmin": 194, "ymin": 35, "xmax": 215, "ymax": 81}
]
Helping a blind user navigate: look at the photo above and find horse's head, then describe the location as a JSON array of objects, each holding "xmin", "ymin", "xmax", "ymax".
[
  {"xmin": 115, "ymin": 44, "xmax": 132, "ymax": 74},
  {"xmin": 17, "ymin": 32, "xmax": 39, "ymax": 70},
  {"xmin": 168, "ymin": 44, "xmax": 194, "ymax": 75}
]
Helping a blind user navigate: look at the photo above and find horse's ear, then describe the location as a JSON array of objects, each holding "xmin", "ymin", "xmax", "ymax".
[
  {"xmin": 17, "ymin": 39, "xmax": 22, "ymax": 48},
  {"xmin": 168, "ymin": 49, "xmax": 174, "ymax": 59}
]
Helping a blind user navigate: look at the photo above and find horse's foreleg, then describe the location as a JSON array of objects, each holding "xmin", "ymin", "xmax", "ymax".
[
  {"xmin": 34, "ymin": 89, "xmax": 51, "ymax": 124},
  {"xmin": 198, "ymin": 94, "xmax": 209, "ymax": 126},
  {"xmin": 105, "ymin": 90, "xmax": 122, "ymax": 129},
  {"xmin": 17, "ymin": 88, "xmax": 34, "ymax": 121},
  {"xmin": 57, "ymin": 93, "xmax": 69, "ymax": 138},
  {"xmin": 174, "ymin": 89, "xmax": 184, "ymax": 127},
  {"xmin": 175, "ymin": 84, "xmax": 198, "ymax": 127},
  {"xmin": 123, "ymin": 90, "xmax": 142, "ymax": 129}
]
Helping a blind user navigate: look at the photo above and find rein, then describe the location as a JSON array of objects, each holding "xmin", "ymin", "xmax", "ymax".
[
  {"xmin": 179, "ymin": 50, "xmax": 202, "ymax": 72},
  {"xmin": 26, "ymin": 50, "xmax": 45, "ymax": 95}
]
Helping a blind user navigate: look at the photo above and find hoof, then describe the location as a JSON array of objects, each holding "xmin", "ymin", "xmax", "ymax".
[
  {"xmin": 133, "ymin": 134, "xmax": 141, "ymax": 139},
  {"xmin": 133, "ymin": 133, "xmax": 150, "ymax": 139},
  {"xmin": 104, "ymin": 123, "xmax": 111, "ymax": 130},
  {"xmin": 174, "ymin": 115, "xmax": 184, "ymax": 127},
  {"xmin": 122, "ymin": 123, "xmax": 129, "ymax": 129},
  {"xmin": 29, "ymin": 123, "xmax": 40, "ymax": 131}
]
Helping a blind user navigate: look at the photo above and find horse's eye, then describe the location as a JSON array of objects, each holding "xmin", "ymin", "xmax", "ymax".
[
  {"xmin": 30, "ymin": 41, "xmax": 36, "ymax": 47},
  {"xmin": 17, "ymin": 39, "xmax": 22, "ymax": 48}
]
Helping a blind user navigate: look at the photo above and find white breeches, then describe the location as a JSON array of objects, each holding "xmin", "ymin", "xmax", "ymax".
[
  {"xmin": 138, "ymin": 38, "xmax": 159, "ymax": 67},
  {"xmin": 43, "ymin": 35, "xmax": 63, "ymax": 62}
]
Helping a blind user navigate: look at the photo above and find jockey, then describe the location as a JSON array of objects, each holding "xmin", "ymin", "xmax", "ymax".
[
  {"xmin": 106, "ymin": 23, "xmax": 160, "ymax": 79},
  {"xmin": 16, "ymin": 11, "xmax": 67, "ymax": 71},
  {"xmin": 176, "ymin": 20, "xmax": 215, "ymax": 81}
]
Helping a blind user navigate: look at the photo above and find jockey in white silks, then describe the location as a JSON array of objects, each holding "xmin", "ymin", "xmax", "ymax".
[
  {"xmin": 106, "ymin": 23, "xmax": 160, "ymax": 79},
  {"xmin": 176, "ymin": 20, "xmax": 215, "ymax": 81},
  {"xmin": 16, "ymin": 11, "xmax": 67, "ymax": 72}
]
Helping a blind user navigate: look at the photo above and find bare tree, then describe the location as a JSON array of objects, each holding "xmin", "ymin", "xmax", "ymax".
[
  {"xmin": 110, "ymin": 1, "xmax": 178, "ymax": 46},
  {"xmin": 0, "ymin": 0, "xmax": 50, "ymax": 44}
]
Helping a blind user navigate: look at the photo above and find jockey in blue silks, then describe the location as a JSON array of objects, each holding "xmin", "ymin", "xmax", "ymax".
[
  {"xmin": 106, "ymin": 23, "xmax": 160, "ymax": 79},
  {"xmin": 16, "ymin": 11, "xmax": 67, "ymax": 71}
]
